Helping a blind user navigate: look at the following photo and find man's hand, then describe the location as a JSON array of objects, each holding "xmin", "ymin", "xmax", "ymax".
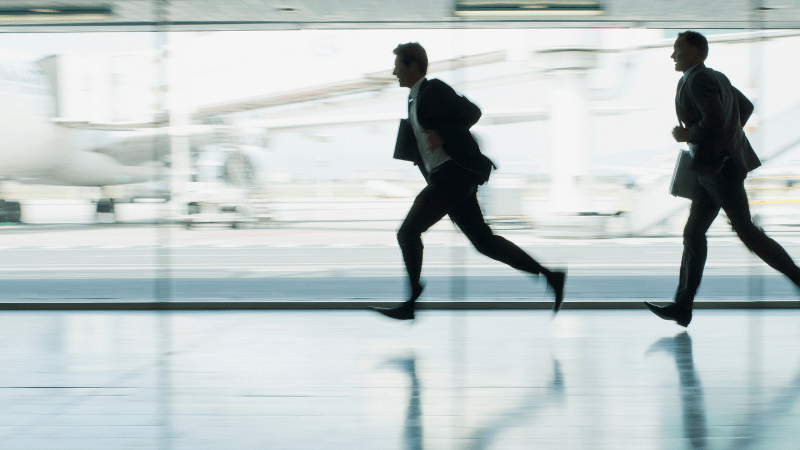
[
  {"xmin": 672, "ymin": 126, "xmax": 689, "ymax": 143},
  {"xmin": 423, "ymin": 129, "xmax": 443, "ymax": 150}
]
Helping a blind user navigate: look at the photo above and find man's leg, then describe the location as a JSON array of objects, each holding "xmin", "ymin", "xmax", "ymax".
[
  {"xmin": 448, "ymin": 192, "xmax": 566, "ymax": 310},
  {"xmin": 675, "ymin": 188, "xmax": 720, "ymax": 309},
  {"xmin": 448, "ymin": 193, "xmax": 545, "ymax": 274},
  {"xmin": 371, "ymin": 171, "xmax": 472, "ymax": 320},
  {"xmin": 646, "ymin": 181, "xmax": 718, "ymax": 327},
  {"xmin": 396, "ymin": 183, "xmax": 454, "ymax": 300},
  {"xmin": 713, "ymin": 166, "xmax": 800, "ymax": 286}
]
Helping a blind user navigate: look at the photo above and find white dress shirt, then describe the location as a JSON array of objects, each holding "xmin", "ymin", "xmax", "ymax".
[{"xmin": 678, "ymin": 63, "xmax": 703, "ymax": 157}]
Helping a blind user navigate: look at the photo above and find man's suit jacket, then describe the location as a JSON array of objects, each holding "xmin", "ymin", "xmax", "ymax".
[
  {"xmin": 676, "ymin": 63, "xmax": 761, "ymax": 176},
  {"xmin": 394, "ymin": 78, "xmax": 495, "ymax": 184}
]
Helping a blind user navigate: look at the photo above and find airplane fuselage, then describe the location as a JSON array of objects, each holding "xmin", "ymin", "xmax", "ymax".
[
  {"xmin": 0, "ymin": 58, "xmax": 70, "ymax": 181},
  {"xmin": 1, "ymin": 57, "xmax": 161, "ymax": 187}
]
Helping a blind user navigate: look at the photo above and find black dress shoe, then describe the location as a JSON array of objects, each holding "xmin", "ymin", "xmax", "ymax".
[
  {"xmin": 369, "ymin": 301, "xmax": 415, "ymax": 320},
  {"xmin": 644, "ymin": 301, "xmax": 692, "ymax": 327},
  {"xmin": 369, "ymin": 283, "xmax": 423, "ymax": 321},
  {"xmin": 548, "ymin": 271, "xmax": 566, "ymax": 314}
]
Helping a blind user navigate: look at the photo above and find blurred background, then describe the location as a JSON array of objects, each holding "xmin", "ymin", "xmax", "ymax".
[
  {"xmin": 2, "ymin": 3, "xmax": 800, "ymax": 304},
  {"xmin": 2, "ymin": 3, "xmax": 800, "ymax": 450}
]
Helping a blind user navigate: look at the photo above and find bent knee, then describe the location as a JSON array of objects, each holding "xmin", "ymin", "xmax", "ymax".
[
  {"xmin": 732, "ymin": 221, "xmax": 763, "ymax": 245},
  {"xmin": 469, "ymin": 234, "xmax": 499, "ymax": 256},
  {"xmin": 682, "ymin": 231, "xmax": 705, "ymax": 250},
  {"xmin": 397, "ymin": 228, "xmax": 420, "ymax": 247}
]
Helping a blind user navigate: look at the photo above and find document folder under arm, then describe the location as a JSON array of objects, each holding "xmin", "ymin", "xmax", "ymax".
[{"xmin": 669, "ymin": 149, "xmax": 697, "ymax": 200}]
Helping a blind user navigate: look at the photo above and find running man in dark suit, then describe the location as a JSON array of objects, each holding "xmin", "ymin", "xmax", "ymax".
[
  {"xmin": 645, "ymin": 31, "xmax": 800, "ymax": 327},
  {"xmin": 370, "ymin": 42, "xmax": 565, "ymax": 321}
]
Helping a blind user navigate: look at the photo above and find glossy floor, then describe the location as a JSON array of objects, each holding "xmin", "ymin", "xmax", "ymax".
[{"xmin": 0, "ymin": 309, "xmax": 798, "ymax": 449}]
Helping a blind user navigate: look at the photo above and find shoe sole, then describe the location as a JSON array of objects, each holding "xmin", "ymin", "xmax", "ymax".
[{"xmin": 644, "ymin": 302, "xmax": 691, "ymax": 327}]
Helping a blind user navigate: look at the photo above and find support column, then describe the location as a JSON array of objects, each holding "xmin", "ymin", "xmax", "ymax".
[
  {"xmin": 547, "ymin": 68, "xmax": 590, "ymax": 213},
  {"xmin": 540, "ymin": 42, "xmax": 598, "ymax": 216}
]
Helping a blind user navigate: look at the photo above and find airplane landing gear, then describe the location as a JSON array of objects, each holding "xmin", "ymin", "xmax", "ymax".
[
  {"xmin": 0, "ymin": 200, "xmax": 21, "ymax": 224},
  {"xmin": 96, "ymin": 198, "xmax": 115, "ymax": 220}
]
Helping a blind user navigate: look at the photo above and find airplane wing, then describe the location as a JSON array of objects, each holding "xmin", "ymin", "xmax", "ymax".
[
  {"xmin": 192, "ymin": 50, "xmax": 506, "ymax": 121},
  {"xmin": 244, "ymin": 110, "xmax": 550, "ymax": 133},
  {"xmin": 52, "ymin": 115, "xmax": 169, "ymax": 130}
]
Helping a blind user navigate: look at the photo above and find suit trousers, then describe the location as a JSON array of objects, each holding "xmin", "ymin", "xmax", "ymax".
[
  {"xmin": 676, "ymin": 159, "xmax": 800, "ymax": 307},
  {"xmin": 397, "ymin": 161, "xmax": 546, "ymax": 296}
]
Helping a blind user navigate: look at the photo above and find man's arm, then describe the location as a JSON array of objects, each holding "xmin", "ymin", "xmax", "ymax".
[
  {"xmin": 734, "ymin": 86, "xmax": 754, "ymax": 126},
  {"xmin": 420, "ymin": 79, "xmax": 481, "ymax": 145},
  {"xmin": 686, "ymin": 71, "xmax": 725, "ymax": 144}
]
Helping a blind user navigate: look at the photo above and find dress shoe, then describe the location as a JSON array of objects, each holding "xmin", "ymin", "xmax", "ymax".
[
  {"xmin": 547, "ymin": 271, "xmax": 566, "ymax": 314},
  {"xmin": 369, "ymin": 300, "xmax": 415, "ymax": 320},
  {"xmin": 369, "ymin": 283, "xmax": 423, "ymax": 320},
  {"xmin": 644, "ymin": 301, "xmax": 692, "ymax": 327}
]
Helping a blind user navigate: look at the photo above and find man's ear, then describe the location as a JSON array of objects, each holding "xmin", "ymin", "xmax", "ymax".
[{"xmin": 690, "ymin": 47, "xmax": 703, "ymax": 64}]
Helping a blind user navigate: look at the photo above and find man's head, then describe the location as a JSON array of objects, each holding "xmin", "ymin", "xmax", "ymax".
[
  {"xmin": 393, "ymin": 42, "xmax": 427, "ymax": 88},
  {"xmin": 671, "ymin": 31, "xmax": 708, "ymax": 73}
]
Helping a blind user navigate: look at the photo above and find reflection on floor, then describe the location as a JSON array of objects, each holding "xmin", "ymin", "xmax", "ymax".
[{"xmin": 0, "ymin": 310, "xmax": 797, "ymax": 449}]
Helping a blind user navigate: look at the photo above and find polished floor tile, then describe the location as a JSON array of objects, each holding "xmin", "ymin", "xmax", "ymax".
[{"xmin": 0, "ymin": 310, "xmax": 797, "ymax": 449}]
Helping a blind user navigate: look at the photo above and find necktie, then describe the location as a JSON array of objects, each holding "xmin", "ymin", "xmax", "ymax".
[{"xmin": 676, "ymin": 77, "xmax": 685, "ymax": 126}]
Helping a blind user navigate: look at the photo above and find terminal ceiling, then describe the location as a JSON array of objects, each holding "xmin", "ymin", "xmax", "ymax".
[{"xmin": 3, "ymin": 0, "xmax": 800, "ymax": 32}]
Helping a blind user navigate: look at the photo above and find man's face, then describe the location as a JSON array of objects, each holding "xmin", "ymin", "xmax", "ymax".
[
  {"xmin": 393, "ymin": 55, "xmax": 418, "ymax": 88},
  {"xmin": 671, "ymin": 37, "xmax": 700, "ymax": 73}
]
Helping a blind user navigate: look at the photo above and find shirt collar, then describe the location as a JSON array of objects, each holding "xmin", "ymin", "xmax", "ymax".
[
  {"xmin": 409, "ymin": 77, "xmax": 426, "ymax": 100},
  {"xmin": 682, "ymin": 63, "xmax": 703, "ymax": 81}
]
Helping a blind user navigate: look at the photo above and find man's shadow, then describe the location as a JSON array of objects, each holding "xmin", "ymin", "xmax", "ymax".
[
  {"xmin": 727, "ymin": 355, "xmax": 800, "ymax": 449},
  {"xmin": 381, "ymin": 357, "xmax": 423, "ymax": 450},
  {"xmin": 462, "ymin": 358, "xmax": 565, "ymax": 450},
  {"xmin": 647, "ymin": 331, "xmax": 708, "ymax": 449},
  {"xmin": 381, "ymin": 356, "xmax": 565, "ymax": 450}
]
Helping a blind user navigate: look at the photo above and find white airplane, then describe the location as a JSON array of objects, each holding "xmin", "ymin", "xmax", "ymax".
[
  {"xmin": 0, "ymin": 44, "xmax": 642, "ymax": 225},
  {"xmin": 0, "ymin": 50, "xmax": 161, "ymax": 221},
  {"xmin": 0, "ymin": 50, "xmax": 232, "ymax": 223}
]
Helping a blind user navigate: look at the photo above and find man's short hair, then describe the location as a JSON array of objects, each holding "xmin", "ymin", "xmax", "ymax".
[
  {"xmin": 678, "ymin": 31, "xmax": 709, "ymax": 61},
  {"xmin": 393, "ymin": 42, "xmax": 428, "ymax": 75}
]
